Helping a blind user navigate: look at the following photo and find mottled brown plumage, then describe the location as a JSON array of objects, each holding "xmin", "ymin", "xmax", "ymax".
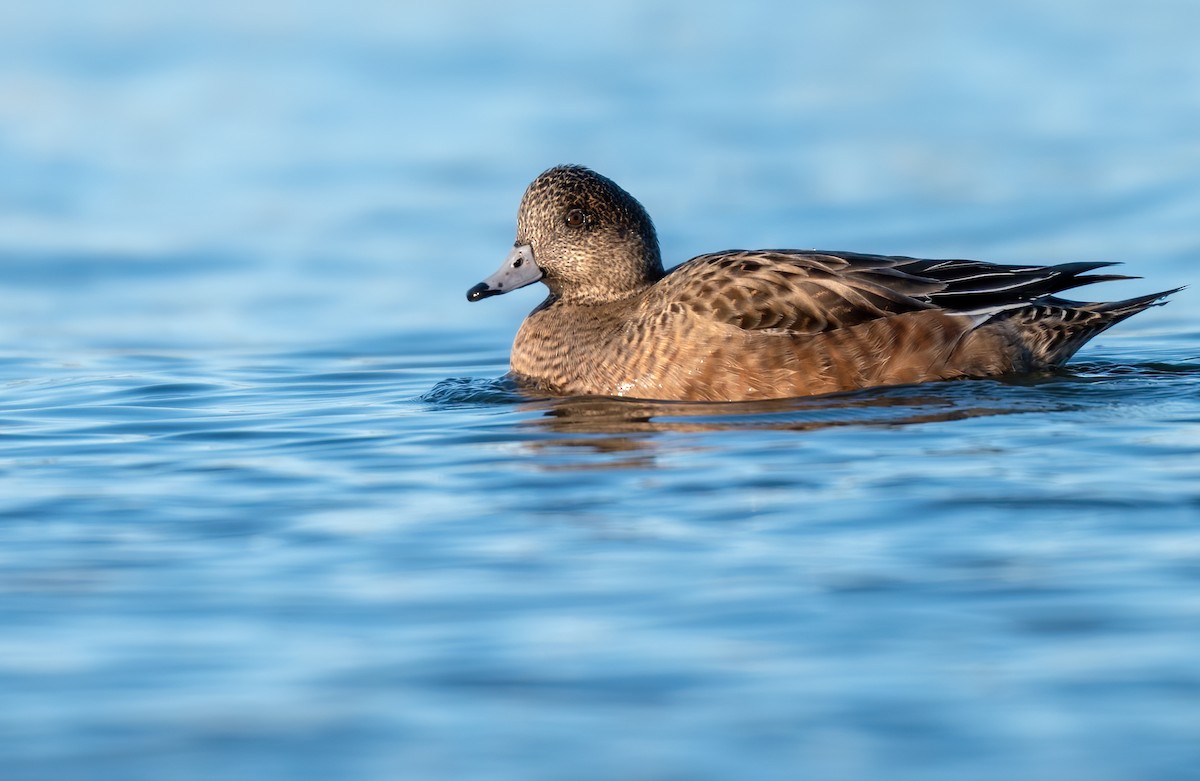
[{"xmin": 467, "ymin": 165, "xmax": 1177, "ymax": 402}]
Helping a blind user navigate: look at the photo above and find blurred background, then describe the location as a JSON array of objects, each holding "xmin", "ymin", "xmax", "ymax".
[
  {"xmin": 3, "ymin": 0, "xmax": 1197, "ymax": 350},
  {"xmin": 3, "ymin": 2, "xmax": 1199, "ymax": 780}
]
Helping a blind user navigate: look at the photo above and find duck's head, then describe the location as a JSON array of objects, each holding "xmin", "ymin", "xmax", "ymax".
[{"xmin": 467, "ymin": 165, "xmax": 663, "ymax": 305}]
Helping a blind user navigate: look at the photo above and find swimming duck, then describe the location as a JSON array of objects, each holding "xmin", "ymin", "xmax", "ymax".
[{"xmin": 467, "ymin": 165, "xmax": 1175, "ymax": 402}]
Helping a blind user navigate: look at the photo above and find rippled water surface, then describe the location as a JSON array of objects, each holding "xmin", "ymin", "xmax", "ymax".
[{"xmin": 4, "ymin": 2, "xmax": 1200, "ymax": 780}]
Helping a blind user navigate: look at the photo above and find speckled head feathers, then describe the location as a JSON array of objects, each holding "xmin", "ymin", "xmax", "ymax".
[{"xmin": 516, "ymin": 165, "xmax": 664, "ymax": 303}]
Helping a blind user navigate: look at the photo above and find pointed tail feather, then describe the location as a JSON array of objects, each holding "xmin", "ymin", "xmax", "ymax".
[
  {"xmin": 1075, "ymin": 286, "xmax": 1185, "ymax": 319},
  {"xmin": 998, "ymin": 287, "xmax": 1181, "ymax": 366}
]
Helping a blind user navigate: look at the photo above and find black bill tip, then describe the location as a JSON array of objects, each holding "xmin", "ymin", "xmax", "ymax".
[{"xmin": 467, "ymin": 282, "xmax": 501, "ymax": 302}]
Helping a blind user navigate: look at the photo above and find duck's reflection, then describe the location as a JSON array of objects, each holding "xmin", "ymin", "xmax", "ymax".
[{"xmin": 514, "ymin": 380, "xmax": 1047, "ymax": 462}]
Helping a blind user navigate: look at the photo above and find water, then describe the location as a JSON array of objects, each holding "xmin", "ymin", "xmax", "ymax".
[{"xmin": 3, "ymin": 2, "xmax": 1200, "ymax": 779}]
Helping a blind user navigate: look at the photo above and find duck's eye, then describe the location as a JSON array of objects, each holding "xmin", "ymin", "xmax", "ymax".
[{"xmin": 565, "ymin": 209, "xmax": 586, "ymax": 229}]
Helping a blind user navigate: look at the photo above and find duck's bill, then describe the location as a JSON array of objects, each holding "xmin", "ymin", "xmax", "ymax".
[{"xmin": 467, "ymin": 244, "xmax": 542, "ymax": 302}]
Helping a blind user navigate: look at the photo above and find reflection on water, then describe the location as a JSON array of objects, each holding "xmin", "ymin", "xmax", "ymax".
[
  {"xmin": 512, "ymin": 371, "xmax": 1091, "ymax": 458},
  {"xmin": 419, "ymin": 357, "xmax": 1200, "ymax": 466},
  {"xmin": 515, "ymin": 382, "xmax": 1024, "ymax": 462},
  {"xmin": 530, "ymin": 382, "xmax": 1026, "ymax": 432}
]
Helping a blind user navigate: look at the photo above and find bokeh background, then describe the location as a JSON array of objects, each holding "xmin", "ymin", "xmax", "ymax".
[
  {"xmin": 3, "ymin": 2, "xmax": 1199, "ymax": 780},
  {"xmin": 5, "ymin": 0, "xmax": 1198, "ymax": 350}
]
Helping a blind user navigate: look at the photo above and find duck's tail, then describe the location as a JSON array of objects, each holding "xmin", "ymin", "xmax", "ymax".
[{"xmin": 992, "ymin": 287, "xmax": 1182, "ymax": 367}]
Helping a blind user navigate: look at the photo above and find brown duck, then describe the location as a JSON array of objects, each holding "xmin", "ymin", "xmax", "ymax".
[{"xmin": 468, "ymin": 165, "xmax": 1176, "ymax": 402}]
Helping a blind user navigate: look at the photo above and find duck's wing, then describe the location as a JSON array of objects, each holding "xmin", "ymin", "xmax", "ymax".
[
  {"xmin": 867, "ymin": 253, "xmax": 1133, "ymax": 312},
  {"xmin": 659, "ymin": 250, "xmax": 1130, "ymax": 335}
]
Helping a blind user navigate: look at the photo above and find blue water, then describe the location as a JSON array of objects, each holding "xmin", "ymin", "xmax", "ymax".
[{"xmin": 4, "ymin": 2, "xmax": 1200, "ymax": 780}]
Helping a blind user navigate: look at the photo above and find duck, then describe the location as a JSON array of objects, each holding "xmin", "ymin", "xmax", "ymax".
[{"xmin": 467, "ymin": 164, "xmax": 1176, "ymax": 402}]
